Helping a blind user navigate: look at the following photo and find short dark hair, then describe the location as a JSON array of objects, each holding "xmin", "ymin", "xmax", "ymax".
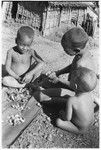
[
  {"xmin": 72, "ymin": 67, "xmax": 97, "ymax": 92},
  {"xmin": 16, "ymin": 26, "xmax": 34, "ymax": 41},
  {"xmin": 61, "ymin": 27, "xmax": 88, "ymax": 51}
]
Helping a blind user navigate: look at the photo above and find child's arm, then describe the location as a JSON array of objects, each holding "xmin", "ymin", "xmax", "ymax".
[
  {"xmin": 5, "ymin": 49, "xmax": 20, "ymax": 80},
  {"xmin": 29, "ymin": 50, "xmax": 44, "ymax": 75},
  {"xmin": 22, "ymin": 50, "xmax": 44, "ymax": 83},
  {"xmin": 65, "ymin": 99, "xmax": 73, "ymax": 121},
  {"xmin": 46, "ymin": 72, "xmax": 71, "ymax": 86},
  {"xmin": 58, "ymin": 78, "xmax": 70, "ymax": 87},
  {"xmin": 55, "ymin": 64, "xmax": 72, "ymax": 76}
]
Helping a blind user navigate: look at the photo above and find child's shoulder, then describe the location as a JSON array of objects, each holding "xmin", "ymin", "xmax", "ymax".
[
  {"xmin": 68, "ymin": 95, "xmax": 77, "ymax": 104},
  {"xmin": 68, "ymin": 94, "xmax": 84, "ymax": 107},
  {"xmin": 7, "ymin": 47, "xmax": 15, "ymax": 55},
  {"xmin": 30, "ymin": 48, "xmax": 36, "ymax": 55},
  {"xmin": 73, "ymin": 51, "xmax": 92, "ymax": 68}
]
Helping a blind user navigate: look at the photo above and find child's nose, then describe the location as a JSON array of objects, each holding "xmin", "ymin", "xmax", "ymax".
[{"xmin": 23, "ymin": 46, "xmax": 28, "ymax": 50}]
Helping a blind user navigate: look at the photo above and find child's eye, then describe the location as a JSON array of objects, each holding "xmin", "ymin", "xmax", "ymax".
[
  {"xmin": 19, "ymin": 43, "xmax": 30, "ymax": 47},
  {"xmin": 19, "ymin": 43, "xmax": 24, "ymax": 46}
]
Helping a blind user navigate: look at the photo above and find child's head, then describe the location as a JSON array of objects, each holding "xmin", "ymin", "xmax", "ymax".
[
  {"xmin": 70, "ymin": 67, "xmax": 97, "ymax": 93},
  {"xmin": 16, "ymin": 26, "xmax": 34, "ymax": 54},
  {"xmin": 61, "ymin": 27, "xmax": 88, "ymax": 56}
]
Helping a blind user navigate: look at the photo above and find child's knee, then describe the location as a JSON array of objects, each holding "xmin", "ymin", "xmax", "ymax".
[
  {"xmin": 2, "ymin": 76, "xmax": 10, "ymax": 86},
  {"xmin": 56, "ymin": 118, "xmax": 64, "ymax": 127},
  {"xmin": 2, "ymin": 76, "xmax": 16, "ymax": 86}
]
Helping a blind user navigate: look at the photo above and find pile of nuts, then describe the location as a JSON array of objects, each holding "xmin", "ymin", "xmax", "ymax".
[
  {"xmin": 6, "ymin": 88, "xmax": 31, "ymax": 126},
  {"xmin": 6, "ymin": 88, "xmax": 31, "ymax": 111},
  {"xmin": 8, "ymin": 114, "xmax": 25, "ymax": 126}
]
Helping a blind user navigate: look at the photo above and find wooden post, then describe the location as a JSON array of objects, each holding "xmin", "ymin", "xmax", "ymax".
[
  {"xmin": 69, "ymin": 8, "xmax": 72, "ymax": 26},
  {"xmin": 58, "ymin": 6, "xmax": 62, "ymax": 27},
  {"xmin": 1, "ymin": 2, "xmax": 9, "ymax": 21}
]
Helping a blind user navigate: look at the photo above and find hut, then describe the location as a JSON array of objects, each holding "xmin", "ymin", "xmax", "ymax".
[
  {"xmin": 86, "ymin": 5, "xmax": 99, "ymax": 36},
  {"xmin": 2, "ymin": 1, "xmax": 95, "ymax": 36}
]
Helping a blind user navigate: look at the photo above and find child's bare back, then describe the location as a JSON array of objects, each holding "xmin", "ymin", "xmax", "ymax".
[
  {"xmin": 56, "ymin": 67, "xmax": 97, "ymax": 134},
  {"xmin": 68, "ymin": 93, "xmax": 94, "ymax": 130}
]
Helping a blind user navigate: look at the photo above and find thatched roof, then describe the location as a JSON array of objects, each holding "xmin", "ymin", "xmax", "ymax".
[{"xmin": 48, "ymin": 1, "xmax": 94, "ymax": 8}]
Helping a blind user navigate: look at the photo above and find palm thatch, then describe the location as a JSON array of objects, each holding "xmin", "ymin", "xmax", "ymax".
[{"xmin": 49, "ymin": 1, "xmax": 94, "ymax": 8}]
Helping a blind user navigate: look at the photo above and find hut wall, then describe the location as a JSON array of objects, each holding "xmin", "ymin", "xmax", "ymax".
[
  {"xmin": 60, "ymin": 8, "xmax": 68, "ymax": 23},
  {"xmin": 43, "ymin": 6, "xmax": 61, "ymax": 36},
  {"xmin": 2, "ymin": 2, "xmax": 91, "ymax": 36},
  {"xmin": 2, "ymin": 1, "xmax": 44, "ymax": 30},
  {"xmin": 86, "ymin": 7, "xmax": 98, "ymax": 35},
  {"xmin": 43, "ymin": 6, "xmax": 87, "ymax": 36},
  {"xmin": 78, "ymin": 9, "xmax": 85, "ymax": 25},
  {"xmin": 15, "ymin": 2, "xmax": 42, "ymax": 29},
  {"xmin": 1, "ymin": 2, "xmax": 9, "ymax": 21},
  {"xmin": 2, "ymin": 2, "xmax": 12, "ymax": 20},
  {"xmin": 71, "ymin": 9, "xmax": 78, "ymax": 21},
  {"xmin": 87, "ymin": 7, "xmax": 98, "ymax": 20},
  {"xmin": 43, "ymin": 7, "xmax": 52, "ymax": 36},
  {"xmin": 42, "ymin": 10, "xmax": 47, "ymax": 34}
]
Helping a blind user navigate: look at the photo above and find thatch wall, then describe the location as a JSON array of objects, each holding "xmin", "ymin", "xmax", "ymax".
[{"xmin": 2, "ymin": 1, "xmax": 95, "ymax": 36}]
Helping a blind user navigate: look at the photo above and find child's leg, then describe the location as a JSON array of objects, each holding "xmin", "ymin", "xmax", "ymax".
[
  {"xmin": 2, "ymin": 76, "xmax": 26, "ymax": 88},
  {"xmin": 56, "ymin": 118, "xmax": 85, "ymax": 134},
  {"xmin": 33, "ymin": 88, "xmax": 74, "ymax": 102}
]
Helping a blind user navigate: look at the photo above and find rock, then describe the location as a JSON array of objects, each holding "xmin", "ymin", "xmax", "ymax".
[{"xmin": 46, "ymin": 134, "xmax": 53, "ymax": 142}]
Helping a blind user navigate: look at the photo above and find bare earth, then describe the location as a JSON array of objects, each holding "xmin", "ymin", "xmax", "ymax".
[{"xmin": 2, "ymin": 22, "xmax": 99, "ymax": 148}]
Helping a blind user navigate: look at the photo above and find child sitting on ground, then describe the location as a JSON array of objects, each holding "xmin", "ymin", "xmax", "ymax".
[
  {"xmin": 56, "ymin": 67, "xmax": 98, "ymax": 134},
  {"xmin": 42, "ymin": 27, "xmax": 98, "ymax": 88},
  {"xmin": 2, "ymin": 26, "xmax": 44, "ymax": 88},
  {"xmin": 33, "ymin": 67, "xmax": 98, "ymax": 134}
]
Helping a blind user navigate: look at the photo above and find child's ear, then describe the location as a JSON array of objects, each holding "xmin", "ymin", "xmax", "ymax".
[{"xmin": 75, "ymin": 83, "xmax": 77, "ymax": 89}]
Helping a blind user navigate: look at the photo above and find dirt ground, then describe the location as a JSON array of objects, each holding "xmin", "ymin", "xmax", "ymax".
[{"xmin": 2, "ymin": 21, "xmax": 99, "ymax": 148}]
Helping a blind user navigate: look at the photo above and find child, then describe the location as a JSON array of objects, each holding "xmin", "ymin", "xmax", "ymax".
[
  {"xmin": 56, "ymin": 67, "xmax": 98, "ymax": 134},
  {"xmin": 33, "ymin": 67, "xmax": 98, "ymax": 134},
  {"xmin": 2, "ymin": 26, "xmax": 44, "ymax": 88},
  {"xmin": 43, "ymin": 27, "xmax": 98, "ymax": 88}
]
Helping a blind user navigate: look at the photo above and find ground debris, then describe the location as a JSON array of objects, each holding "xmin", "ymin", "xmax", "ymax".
[
  {"xmin": 8, "ymin": 114, "xmax": 25, "ymax": 126},
  {"xmin": 6, "ymin": 88, "xmax": 31, "ymax": 112}
]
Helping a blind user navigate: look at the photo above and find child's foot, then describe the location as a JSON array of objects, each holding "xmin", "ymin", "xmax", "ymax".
[
  {"xmin": 19, "ymin": 83, "xmax": 26, "ymax": 88},
  {"xmin": 2, "ymin": 76, "xmax": 26, "ymax": 88}
]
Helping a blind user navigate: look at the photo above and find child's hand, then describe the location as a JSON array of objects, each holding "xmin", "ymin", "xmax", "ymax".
[
  {"xmin": 46, "ymin": 71, "xmax": 59, "ymax": 83},
  {"xmin": 46, "ymin": 71, "xmax": 57, "ymax": 79},
  {"xmin": 51, "ymin": 77, "xmax": 59, "ymax": 83},
  {"xmin": 22, "ymin": 73, "xmax": 33, "ymax": 83}
]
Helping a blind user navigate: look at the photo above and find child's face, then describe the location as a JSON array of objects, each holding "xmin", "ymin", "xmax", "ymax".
[
  {"xmin": 64, "ymin": 48, "xmax": 80, "ymax": 56},
  {"xmin": 70, "ymin": 75, "xmax": 77, "ymax": 91},
  {"xmin": 70, "ymin": 71, "xmax": 85, "ymax": 93},
  {"xmin": 17, "ymin": 35, "xmax": 33, "ymax": 54},
  {"xmin": 70, "ymin": 79, "xmax": 84, "ymax": 93}
]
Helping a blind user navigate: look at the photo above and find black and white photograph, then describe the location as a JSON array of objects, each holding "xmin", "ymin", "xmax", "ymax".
[{"xmin": 1, "ymin": 0, "xmax": 99, "ymax": 148}]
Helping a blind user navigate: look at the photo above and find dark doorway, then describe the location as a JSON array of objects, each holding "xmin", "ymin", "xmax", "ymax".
[{"xmin": 11, "ymin": 2, "xmax": 18, "ymax": 19}]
